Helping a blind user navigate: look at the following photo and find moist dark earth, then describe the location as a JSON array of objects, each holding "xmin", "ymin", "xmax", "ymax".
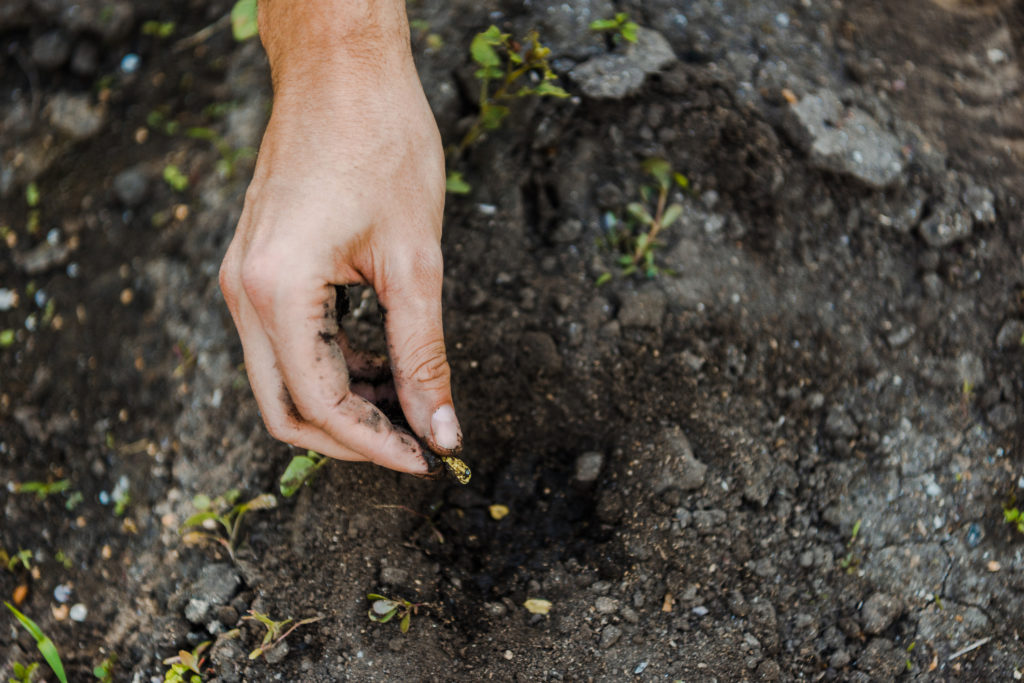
[{"xmin": 2, "ymin": 0, "xmax": 1024, "ymax": 680}]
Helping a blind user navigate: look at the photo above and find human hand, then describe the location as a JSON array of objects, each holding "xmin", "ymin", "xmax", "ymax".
[{"xmin": 218, "ymin": 1, "xmax": 461, "ymax": 475}]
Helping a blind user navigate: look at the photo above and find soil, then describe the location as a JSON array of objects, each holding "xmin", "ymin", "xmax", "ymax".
[{"xmin": 2, "ymin": 0, "xmax": 1023, "ymax": 681}]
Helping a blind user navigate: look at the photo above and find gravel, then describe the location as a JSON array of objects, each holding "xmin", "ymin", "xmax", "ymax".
[
  {"xmin": 919, "ymin": 206, "xmax": 972, "ymax": 248},
  {"xmin": 570, "ymin": 27, "xmax": 676, "ymax": 99},
  {"xmin": 653, "ymin": 425, "xmax": 707, "ymax": 492},
  {"xmin": 860, "ymin": 593, "xmax": 902, "ymax": 635},
  {"xmin": 192, "ymin": 564, "xmax": 242, "ymax": 607},
  {"xmin": 46, "ymin": 93, "xmax": 106, "ymax": 141},
  {"xmin": 573, "ymin": 451, "xmax": 604, "ymax": 483}
]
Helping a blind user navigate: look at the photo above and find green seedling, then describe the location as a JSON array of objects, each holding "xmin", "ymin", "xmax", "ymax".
[
  {"xmin": 185, "ymin": 127, "xmax": 255, "ymax": 179},
  {"xmin": 92, "ymin": 654, "xmax": 116, "ymax": 682},
  {"xmin": 25, "ymin": 183, "xmax": 40, "ymax": 208},
  {"xmin": 14, "ymin": 479, "xmax": 71, "ymax": 501},
  {"xmin": 279, "ymin": 450, "xmax": 328, "ymax": 498},
  {"xmin": 589, "ymin": 12, "xmax": 639, "ymax": 44},
  {"xmin": 838, "ymin": 518, "xmax": 862, "ymax": 573},
  {"xmin": 448, "ymin": 25, "xmax": 569, "ymax": 181},
  {"xmin": 445, "ymin": 171, "xmax": 471, "ymax": 195},
  {"xmin": 162, "ymin": 165, "xmax": 189, "ymax": 192},
  {"xmin": 162, "ymin": 641, "xmax": 209, "ymax": 683},
  {"xmin": 179, "ymin": 489, "xmax": 277, "ymax": 559},
  {"xmin": 243, "ymin": 610, "xmax": 323, "ymax": 660},
  {"xmin": 141, "ymin": 20, "xmax": 176, "ymax": 38},
  {"xmin": 1004, "ymin": 495, "xmax": 1024, "ymax": 534},
  {"xmin": 5, "ymin": 549, "xmax": 33, "ymax": 572},
  {"xmin": 231, "ymin": 0, "xmax": 258, "ymax": 41},
  {"xmin": 111, "ymin": 476, "xmax": 131, "ymax": 517},
  {"xmin": 10, "ymin": 661, "xmax": 40, "ymax": 683},
  {"xmin": 366, "ymin": 594, "xmax": 425, "ymax": 634},
  {"xmin": 4, "ymin": 602, "xmax": 68, "ymax": 683},
  {"xmin": 598, "ymin": 158, "xmax": 688, "ymax": 283},
  {"xmin": 64, "ymin": 491, "xmax": 83, "ymax": 511},
  {"xmin": 0, "ymin": 329, "xmax": 14, "ymax": 347},
  {"xmin": 54, "ymin": 550, "xmax": 72, "ymax": 570}
]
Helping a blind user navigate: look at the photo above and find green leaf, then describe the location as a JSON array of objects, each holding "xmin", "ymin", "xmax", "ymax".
[
  {"xmin": 470, "ymin": 26, "xmax": 505, "ymax": 67},
  {"xmin": 1005, "ymin": 508, "xmax": 1021, "ymax": 523},
  {"xmin": 162, "ymin": 165, "xmax": 188, "ymax": 192},
  {"xmin": 661, "ymin": 203, "xmax": 684, "ymax": 229},
  {"xmin": 534, "ymin": 81, "xmax": 570, "ymax": 98},
  {"xmin": 181, "ymin": 510, "xmax": 220, "ymax": 529},
  {"xmin": 5, "ymin": 602, "xmax": 68, "ymax": 683},
  {"xmin": 366, "ymin": 594, "xmax": 388, "ymax": 601},
  {"xmin": 627, "ymin": 202, "xmax": 653, "ymax": 225},
  {"xmin": 595, "ymin": 272, "xmax": 613, "ymax": 286},
  {"xmin": 223, "ymin": 488, "xmax": 241, "ymax": 504},
  {"xmin": 192, "ymin": 493, "xmax": 211, "ymax": 510},
  {"xmin": 445, "ymin": 170, "xmax": 471, "ymax": 195},
  {"xmin": 643, "ymin": 158, "xmax": 672, "ymax": 189},
  {"xmin": 473, "ymin": 65, "xmax": 503, "ymax": 81},
  {"xmin": 242, "ymin": 493, "xmax": 277, "ymax": 511},
  {"xmin": 280, "ymin": 455, "xmax": 319, "ymax": 497},
  {"xmin": 25, "ymin": 182, "xmax": 40, "ymax": 208},
  {"xmin": 621, "ymin": 22, "xmax": 639, "ymax": 43},
  {"xmin": 400, "ymin": 612, "xmax": 411, "ymax": 633},
  {"xmin": 230, "ymin": 0, "xmax": 258, "ymax": 42},
  {"xmin": 480, "ymin": 104, "xmax": 509, "ymax": 130},
  {"xmin": 0, "ymin": 329, "xmax": 14, "ymax": 347},
  {"xmin": 673, "ymin": 172, "xmax": 690, "ymax": 190},
  {"xmin": 589, "ymin": 18, "xmax": 619, "ymax": 31}
]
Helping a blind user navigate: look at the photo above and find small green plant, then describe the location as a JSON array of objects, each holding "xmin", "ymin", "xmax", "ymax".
[
  {"xmin": 838, "ymin": 518, "xmax": 862, "ymax": 573},
  {"xmin": 598, "ymin": 158, "xmax": 688, "ymax": 283},
  {"xmin": 243, "ymin": 610, "xmax": 322, "ymax": 660},
  {"xmin": 25, "ymin": 183, "xmax": 40, "ymax": 208},
  {"xmin": 92, "ymin": 654, "xmax": 116, "ymax": 682},
  {"xmin": 15, "ymin": 479, "xmax": 71, "ymax": 501},
  {"xmin": 447, "ymin": 25, "xmax": 569, "ymax": 192},
  {"xmin": 9, "ymin": 661, "xmax": 40, "ymax": 683},
  {"xmin": 589, "ymin": 12, "xmax": 639, "ymax": 44},
  {"xmin": 162, "ymin": 165, "xmax": 189, "ymax": 192},
  {"xmin": 279, "ymin": 450, "xmax": 329, "ymax": 498},
  {"xmin": 0, "ymin": 329, "xmax": 14, "ymax": 347},
  {"xmin": 230, "ymin": 0, "xmax": 258, "ymax": 41},
  {"xmin": 162, "ymin": 641, "xmax": 209, "ymax": 683},
  {"xmin": 141, "ymin": 20, "xmax": 176, "ymax": 38},
  {"xmin": 366, "ymin": 594, "xmax": 425, "ymax": 634},
  {"xmin": 1005, "ymin": 495, "xmax": 1024, "ymax": 534},
  {"xmin": 179, "ymin": 489, "xmax": 277, "ymax": 559},
  {"xmin": 54, "ymin": 550, "xmax": 72, "ymax": 570},
  {"xmin": 111, "ymin": 476, "xmax": 131, "ymax": 517},
  {"xmin": 5, "ymin": 549, "xmax": 33, "ymax": 572},
  {"xmin": 4, "ymin": 602, "xmax": 68, "ymax": 683}
]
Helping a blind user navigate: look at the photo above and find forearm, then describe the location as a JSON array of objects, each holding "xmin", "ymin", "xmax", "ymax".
[{"xmin": 257, "ymin": 0, "xmax": 412, "ymax": 94}]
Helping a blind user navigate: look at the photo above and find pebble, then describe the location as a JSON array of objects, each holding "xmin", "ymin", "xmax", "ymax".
[
  {"xmin": 987, "ymin": 403, "xmax": 1017, "ymax": 431},
  {"xmin": 46, "ymin": 93, "xmax": 106, "ymax": 142},
  {"xmin": 654, "ymin": 426, "xmax": 707, "ymax": 492},
  {"xmin": 573, "ymin": 451, "xmax": 604, "ymax": 483},
  {"xmin": 860, "ymin": 593, "xmax": 902, "ymax": 635},
  {"xmin": 0, "ymin": 289, "xmax": 17, "ymax": 311},
  {"xmin": 113, "ymin": 166, "xmax": 149, "ymax": 207},
  {"xmin": 692, "ymin": 509, "xmax": 726, "ymax": 534},
  {"xmin": 185, "ymin": 598, "xmax": 210, "ymax": 624},
  {"xmin": 956, "ymin": 352, "xmax": 985, "ymax": 389},
  {"xmin": 599, "ymin": 624, "xmax": 622, "ymax": 649},
  {"xmin": 70, "ymin": 41, "xmax": 99, "ymax": 76},
  {"xmin": 551, "ymin": 218, "xmax": 583, "ymax": 244},
  {"xmin": 69, "ymin": 603, "xmax": 88, "ymax": 622},
  {"xmin": 965, "ymin": 523, "xmax": 983, "ymax": 548},
  {"xmin": 120, "ymin": 53, "xmax": 141, "ymax": 74},
  {"xmin": 379, "ymin": 565, "xmax": 408, "ymax": 585},
  {"xmin": 692, "ymin": 605, "xmax": 709, "ymax": 616},
  {"xmin": 264, "ymin": 641, "xmax": 289, "ymax": 665},
  {"xmin": 594, "ymin": 596, "xmax": 618, "ymax": 614},
  {"xmin": 191, "ymin": 564, "xmax": 242, "ymax": 606},
  {"xmin": 995, "ymin": 320, "xmax": 1024, "ymax": 350},
  {"xmin": 31, "ymin": 30, "xmax": 70, "ymax": 70},
  {"xmin": 617, "ymin": 287, "xmax": 667, "ymax": 328},
  {"xmin": 963, "ymin": 184, "xmax": 996, "ymax": 223},
  {"xmin": 53, "ymin": 584, "xmax": 72, "ymax": 602},
  {"xmin": 570, "ymin": 27, "xmax": 677, "ymax": 99},
  {"xmin": 919, "ymin": 207, "xmax": 972, "ymax": 248}
]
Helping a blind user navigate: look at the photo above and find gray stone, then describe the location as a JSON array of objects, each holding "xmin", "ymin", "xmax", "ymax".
[
  {"xmin": 263, "ymin": 640, "xmax": 288, "ymax": 665},
  {"xmin": 535, "ymin": 0, "xmax": 614, "ymax": 60},
  {"xmin": 16, "ymin": 241, "xmax": 71, "ymax": 275},
  {"xmin": 574, "ymin": 451, "xmax": 604, "ymax": 483},
  {"xmin": 70, "ymin": 41, "xmax": 99, "ymax": 76},
  {"xmin": 46, "ymin": 93, "xmax": 106, "ymax": 141},
  {"xmin": 987, "ymin": 403, "xmax": 1017, "ymax": 431},
  {"xmin": 860, "ymin": 593, "xmax": 902, "ymax": 635},
  {"xmin": 919, "ymin": 207, "xmax": 972, "ymax": 248},
  {"xmin": 113, "ymin": 166, "xmax": 149, "ymax": 207},
  {"xmin": 962, "ymin": 183, "xmax": 996, "ymax": 223},
  {"xmin": 184, "ymin": 598, "xmax": 211, "ymax": 624},
  {"xmin": 31, "ymin": 30, "xmax": 71, "ymax": 69},
  {"xmin": 956, "ymin": 352, "xmax": 985, "ymax": 389},
  {"xmin": 599, "ymin": 624, "xmax": 622, "ymax": 648},
  {"xmin": 379, "ymin": 565, "xmax": 408, "ymax": 586},
  {"xmin": 594, "ymin": 596, "xmax": 618, "ymax": 614},
  {"xmin": 693, "ymin": 509, "xmax": 726, "ymax": 534},
  {"xmin": 551, "ymin": 218, "xmax": 584, "ymax": 244},
  {"xmin": 782, "ymin": 90, "xmax": 903, "ymax": 189},
  {"xmin": 617, "ymin": 287, "xmax": 666, "ymax": 328},
  {"xmin": 824, "ymin": 405, "xmax": 858, "ymax": 439},
  {"xmin": 885, "ymin": 325, "xmax": 915, "ymax": 349},
  {"xmin": 570, "ymin": 27, "xmax": 676, "ymax": 99},
  {"xmin": 193, "ymin": 564, "xmax": 242, "ymax": 606},
  {"xmin": 996, "ymin": 320, "xmax": 1024, "ymax": 350},
  {"xmin": 653, "ymin": 425, "xmax": 706, "ymax": 492}
]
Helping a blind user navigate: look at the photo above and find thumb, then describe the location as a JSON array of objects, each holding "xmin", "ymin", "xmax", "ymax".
[{"xmin": 378, "ymin": 248, "xmax": 461, "ymax": 454}]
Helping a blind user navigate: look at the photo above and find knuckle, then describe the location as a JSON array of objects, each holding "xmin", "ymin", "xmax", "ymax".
[
  {"xmin": 239, "ymin": 252, "xmax": 278, "ymax": 308},
  {"xmin": 403, "ymin": 340, "xmax": 451, "ymax": 389},
  {"xmin": 263, "ymin": 413, "xmax": 299, "ymax": 444}
]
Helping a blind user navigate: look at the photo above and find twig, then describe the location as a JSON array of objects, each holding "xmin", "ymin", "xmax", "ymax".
[
  {"xmin": 173, "ymin": 13, "xmax": 232, "ymax": 53},
  {"xmin": 947, "ymin": 637, "xmax": 991, "ymax": 661}
]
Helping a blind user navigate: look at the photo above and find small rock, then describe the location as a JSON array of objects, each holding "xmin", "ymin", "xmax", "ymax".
[
  {"xmin": 654, "ymin": 425, "xmax": 707, "ymax": 492},
  {"xmin": 861, "ymin": 593, "xmax": 902, "ymax": 635},
  {"xmin": 570, "ymin": 27, "xmax": 676, "ymax": 99},
  {"xmin": 184, "ymin": 599, "xmax": 210, "ymax": 624},
  {"xmin": 987, "ymin": 403, "xmax": 1017, "ymax": 431},
  {"xmin": 782, "ymin": 90, "xmax": 903, "ymax": 189},
  {"xmin": 755, "ymin": 659, "xmax": 781, "ymax": 681},
  {"xmin": 692, "ymin": 509, "xmax": 726, "ymax": 534},
  {"xmin": 922, "ymin": 272, "xmax": 943, "ymax": 299},
  {"xmin": 594, "ymin": 596, "xmax": 618, "ymax": 615},
  {"xmin": 965, "ymin": 523, "xmax": 984, "ymax": 549},
  {"xmin": 263, "ymin": 640, "xmax": 288, "ymax": 665},
  {"xmin": 68, "ymin": 603, "xmax": 87, "ymax": 622},
  {"xmin": 53, "ymin": 584, "xmax": 72, "ymax": 603},
  {"xmin": 379, "ymin": 565, "xmax": 408, "ymax": 586},
  {"xmin": 919, "ymin": 207, "xmax": 972, "ymax": 248},
  {"xmin": 617, "ymin": 287, "xmax": 667, "ymax": 328},
  {"xmin": 885, "ymin": 325, "xmax": 915, "ymax": 349},
  {"xmin": 824, "ymin": 405, "xmax": 858, "ymax": 439},
  {"xmin": 31, "ymin": 30, "xmax": 71, "ymax": 70},
  {"xmin": 962, "ymin": 183, "xmax": 996, "ymax": 223},
  {"xmin": 574, "ymin": 451, "xmax": 604, "ymax": 483},
  {"xmin": 113, "ymin": 166, "xmax": 149, "ymax": 207},
  {"xmin": 599, "ymin": 624, "xmax": 622, "ymax": 649},
  {"xmin": 70, "ymin": 41, "xmax": 99, "ymax": 76},
  {"xmin": 193, "ymin": 564, "xmax": 242, "ymax": 606},
  {"xmin": 856, "ymin": 638, "xmax": 904, "ymax": 679},
  {"xmin": 956, "ymin": 352, "xmax": 985, "ymax": 389},
  {"xmin": 46, "ymin": 93, "xmax": 106, "ymax": 141},
  {"xmin": 16, "ymin": 241, "xmax": 71, "ymax": 275},
  {"xmin": 551, "ymin": 218, "xmax": 583, "ymax": 244},
  {"xmin": 996, "ymin": 320, "xmax": 1024, "ymax": 350}
]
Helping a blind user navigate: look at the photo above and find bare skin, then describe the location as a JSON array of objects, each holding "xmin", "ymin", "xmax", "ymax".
[{"xmin": 218, "ymin": 0, "xmax": 461, "ymax": 475}]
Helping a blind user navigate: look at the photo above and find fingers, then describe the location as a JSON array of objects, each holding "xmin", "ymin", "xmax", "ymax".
[
  {"xmin": 377, "ymin": 246, "xmax": 462, "ymax": 455},
  {"xmin": 240, "ymin": 266, "xmax": 432, "ymax": 475}
]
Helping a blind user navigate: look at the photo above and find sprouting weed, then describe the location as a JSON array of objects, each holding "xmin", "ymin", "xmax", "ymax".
[
  {"xmin": 279, "ymin": 450, "xmax": 329, "ymax": 498},
  {"xmin": 162, "ymin": 641, "xmax": 209, "ymax": 683},
  {"xmin": 598, "ymin": 158, "xmax": 689, "ymax": 283},
  {"xmin": 179, "ymin": 489, "xmax": 277, "ymax": 559},
  {"xmin": 366, "ymin": 594, "xmax": 426, "ymax": 634},
  {"xmin": 14, "ymin": 479, "xmax": 71, "ymax": 501},
  {"xmin": 589, "ymin": 12, "xmax": 639, "ymax": 44},
  {"xmin": 4, "ymin": 602, "xmax": 68, "ymax": 683},
  {"xmin": 838, "ymin": 518, "xmax": 862, "ymax": 573},
  {"xmin": 1004, "ymin": 495, "xmax": 1024, "ymax": 534},
  {"xmin": 243, "ymin": 610, "xmax": 323, "ymax": 660}
]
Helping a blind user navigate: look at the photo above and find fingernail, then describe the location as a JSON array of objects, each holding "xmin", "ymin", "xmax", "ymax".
[{"xmin": 431, "ymin": 404, "xmax": 461, "ymax": 451}]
